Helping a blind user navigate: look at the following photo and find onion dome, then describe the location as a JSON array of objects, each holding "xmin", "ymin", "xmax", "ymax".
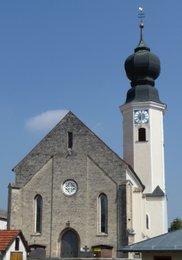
[{"xmin": 124, "ymin": 23, "xmax": 162, "ymax": 104}]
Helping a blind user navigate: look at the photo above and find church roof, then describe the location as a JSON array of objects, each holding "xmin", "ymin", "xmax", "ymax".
[{"xmin": 121, "ymin": 229, "xmax": 182, "ymax": 252}]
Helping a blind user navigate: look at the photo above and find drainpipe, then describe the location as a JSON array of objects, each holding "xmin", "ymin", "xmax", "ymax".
[{"xmin": 49, "ymin": 155, "xmax": 54, "ymax": 257}]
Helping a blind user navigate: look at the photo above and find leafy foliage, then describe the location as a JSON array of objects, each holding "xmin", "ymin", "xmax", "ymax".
[{"xmin": 169, "ymin": 217, "xmax": 182, "ymax": 232}]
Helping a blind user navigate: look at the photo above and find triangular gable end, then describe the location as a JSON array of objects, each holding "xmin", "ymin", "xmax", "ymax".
[{"xmin": 12, "ymin": 111, "xmax": 129, "ymax": 187}]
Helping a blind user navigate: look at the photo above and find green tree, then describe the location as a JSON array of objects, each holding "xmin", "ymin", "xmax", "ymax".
[{"xmin": 169, "ymin": 217, "xmax": 182, "ymax": 232}]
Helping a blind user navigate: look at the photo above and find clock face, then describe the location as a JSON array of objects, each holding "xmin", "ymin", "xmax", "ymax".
[
  {"xmin": 62, "ymin": 180, "xmax": 78, "ymax": 196},
  {"xmin": 134, "ymin": 109, "xmax": 149, "ymax": 124}
]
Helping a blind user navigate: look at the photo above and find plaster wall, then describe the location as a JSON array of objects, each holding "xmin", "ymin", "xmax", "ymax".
[
  {"xmin": 150, "ymin": 108, "xmax": 165, "ymax": 191},
  {"xmin": 122, "ymin": 108, "xmax": 134, "ymax": 167},
  {"xmin": 126, "ymin": 171, "xmax": 145, "ymax": 243},
  {"xmin": 121, "ymin": 102, "xmax": 166, "ymax": 194},
  {"xmin": 145, "ymin": 196, "xmax": 167, "ymax": 236}
]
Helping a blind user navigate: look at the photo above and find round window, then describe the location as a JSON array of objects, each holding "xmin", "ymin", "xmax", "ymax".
[{"xmin": 62, "ymin": 180, "xmax": 78, "ymax": 196}]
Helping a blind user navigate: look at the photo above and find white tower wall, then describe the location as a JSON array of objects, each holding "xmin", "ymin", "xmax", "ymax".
[
  {"xmin": 121, "ymin": 101, "xmax": 166, "ymax": 194},
  {"xmin": 121, "ymin": 101, "xmax": 168, "ymax": 237}
]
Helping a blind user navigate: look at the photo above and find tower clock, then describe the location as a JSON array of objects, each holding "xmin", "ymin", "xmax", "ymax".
[{"xmin": 134, "ymin": 109, "xmax": 149, "ymax": 124}]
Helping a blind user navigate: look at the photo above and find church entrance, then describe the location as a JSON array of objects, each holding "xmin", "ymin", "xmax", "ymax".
[{"xmin": 61, "ymin": 229, "xmax": 79, "ymax": 257}]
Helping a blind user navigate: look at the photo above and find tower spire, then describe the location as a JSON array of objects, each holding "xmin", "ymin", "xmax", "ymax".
[
  {"xmin": 123, "ymin": 7, "xmax": 163, "ymax": 104},
  {"xmin": 120, "ymin": 9, "xmax": 168, "ymax": 236}
]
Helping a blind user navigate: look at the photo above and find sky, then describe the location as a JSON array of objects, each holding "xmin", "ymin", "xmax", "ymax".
[{"xmin": 0, "ymin": 0, "xmax": 182, "ymax": 225}]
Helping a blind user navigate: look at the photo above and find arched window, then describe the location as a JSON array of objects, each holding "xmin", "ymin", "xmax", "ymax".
[
  {"xmin": 146, "ymin": 213, "xmax": 150, "ymax": 230},
  {"xmin": 34, "ymin": 195, "xmax": 43, "ymax": 233},
  {"xmin": 138, "ymin": 128, "xmax": 146, "ymax": 142},
  {"xmin": 98, "ymin": 193, "xmax": 108, "ymax": 233}
]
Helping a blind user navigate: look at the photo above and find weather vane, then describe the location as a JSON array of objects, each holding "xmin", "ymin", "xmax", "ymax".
[
  {"xmin": 138, "ymin": 7, "xmax": 145, "ymax": 37},
  {"xmin": 138, "ymin": 7, "xmax": 145, "ymax": 23}
]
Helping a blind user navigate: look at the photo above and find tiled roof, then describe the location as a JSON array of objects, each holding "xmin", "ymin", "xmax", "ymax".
[
  {"xmin": 0, "ymin": 230, "xmax": 21, "ymax": 251},
  {"xmin": 122, "ymin": 229, "xmax": 182, "ymax": 252}
]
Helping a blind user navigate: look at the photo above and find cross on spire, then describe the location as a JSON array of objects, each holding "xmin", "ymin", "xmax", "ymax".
[
  {"xmin": 138, "ymin": 7, "xmax": 145, "ymax": 23},
  {"xmin": 138, "ymin": 7, "xmax": 145, "ymax": 40}
]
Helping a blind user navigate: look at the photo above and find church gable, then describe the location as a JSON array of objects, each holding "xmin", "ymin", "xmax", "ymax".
[
  {"xmin": 13, "ymin": 111, "xmax": 127, "ymax": 187},
  {"xmin": 9, "ymin": 121, "xmax": 128, "ymax": 257}
]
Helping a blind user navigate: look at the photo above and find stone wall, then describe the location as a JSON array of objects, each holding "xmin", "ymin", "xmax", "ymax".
[{"xmin": 8, "ymin": 112, "xmax": 129, "ymax": 258}]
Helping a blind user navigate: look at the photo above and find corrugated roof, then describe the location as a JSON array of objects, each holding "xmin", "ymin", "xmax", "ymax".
[
  {"xmin": 122, "ymin": 229, "xmax": 182, "ymax": 252},
  {"xmin": 0, "ymin": 230, "xmax": 20, "ymax": 251}
]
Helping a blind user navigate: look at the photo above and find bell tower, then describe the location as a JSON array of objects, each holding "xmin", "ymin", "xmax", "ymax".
[{"xmin": 120, "ymin": 14, "xmax": 168, "ymax": 234}]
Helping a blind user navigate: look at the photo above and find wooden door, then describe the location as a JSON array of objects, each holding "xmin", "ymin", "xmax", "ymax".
[
  {"xmin": 61, "ymin": 230, "xmax": 79, "ymax": 257},
  {"xmin": 10, "ymin": 252, "xmax": 23, "ymax": 260}
]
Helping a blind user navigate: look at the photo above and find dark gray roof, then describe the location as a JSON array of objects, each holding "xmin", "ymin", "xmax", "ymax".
[
  {"xmin": 0, "ymin": 209, "xmax": 7, "ymax": 220},
  {"xmin": 122, "ymin": 230, "xmax": 182, "ymax": 252},
  {"xmin": 125, "ymin": 84, "xmax": 163, "ymax": 104},
  {"xmin": 124, "ymin": 32, "xmax": 164, "ymax": 105},
  {"xmin": 146, "ymin": 185, "xmax": 165, "ymax": 197}
]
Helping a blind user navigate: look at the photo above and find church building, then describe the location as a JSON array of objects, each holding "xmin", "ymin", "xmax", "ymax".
[{"xmin": 7, "ymin": 22, "xmax": 168, "ymax": 259}]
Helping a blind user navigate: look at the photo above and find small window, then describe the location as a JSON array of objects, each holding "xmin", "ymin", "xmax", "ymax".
[
  {"xmin": 138, "ymin": 128, "xmax": 146, "ymax": 141},
  {"xmin": 68, "ymin": 132, "xmax": 73, "ymax": 149},
  {"xmin": 98, "ymin": 193, "xmax": 108, "ymax": 233},
  {"xmin": 15, "ymin": 237, "xmax": 20, "ymax": 251},
  {"xmin": 34, "ymin": 195, "xmax": 43, "ymax": 233},
  {"xmin": 146, "ymin": 213, "xmax": 150, "ymax": 230}
]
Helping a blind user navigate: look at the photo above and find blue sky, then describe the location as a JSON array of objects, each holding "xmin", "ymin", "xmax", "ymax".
[{"xmin": 0, "ymin": 1, "xmax": 181, "ymax": 225}]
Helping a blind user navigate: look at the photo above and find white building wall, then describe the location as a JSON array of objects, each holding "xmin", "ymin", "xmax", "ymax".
[
  {"xmin": 150, "ymin": 108, "xmax": 166, "ymax": 191},
  {"xmin": 0, "ymin": 219, "xmax": 7, "ymax": 230},
  {"xmin": 122, "ymin": 108, "xmax": 134, "ymax": 167},
  {"xmin": 126, "ymin": 171, "xmax": 145, "ymax": 243},
  {"xmin": 145, "ymin": 196, "xmax": 167, "ymax": 236},
  {"xmin": 122, "ymin": 101, "xmax": 168, "ymax": 240},
  {"xmin": 132, "ymin": 190, "xmax": 144, "ymax": 242},
  {"xmin": 121, "ymin": 101, "xmax": 166, "ymax": 194}
]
